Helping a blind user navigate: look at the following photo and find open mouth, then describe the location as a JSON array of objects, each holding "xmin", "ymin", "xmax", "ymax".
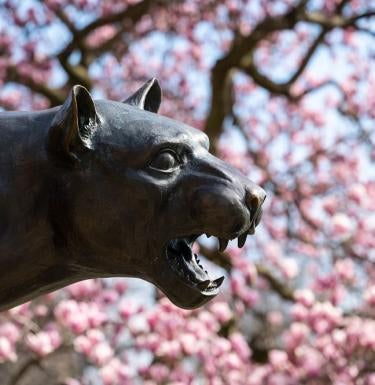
[
  {"xmin": 160, "ymin": 208, "xmax": 264, "ymax": 308},
  {"xmin": 165, "ymin": 235, "xmax": 225, "ymax": 296}
]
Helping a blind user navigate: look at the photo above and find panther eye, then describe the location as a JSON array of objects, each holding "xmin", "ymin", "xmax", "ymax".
[{"xmin": 149, "ymin": 150, "xmax": 179, "ymax": 172}]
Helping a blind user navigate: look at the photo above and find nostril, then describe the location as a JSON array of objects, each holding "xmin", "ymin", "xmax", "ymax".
[
  {"xmin": 246, "ymin": 187, "xmax": 266, "ymax": 225},
  {"xmin": 255, "ymin": 187, "xmax": 267, "ymax": 205},
  {"xmin": 249, "ymin": 196, "xmax": 260, "ymax": 212}
]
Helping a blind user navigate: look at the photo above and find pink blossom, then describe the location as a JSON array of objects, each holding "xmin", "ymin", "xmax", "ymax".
[
  {"xmin": 147, "ymin": 363, "xmax": 170, "ymax": 382},
  {"xmin": 136, "ymin": 332, "xmax": 159, "ymax": 352},
  {"xmin": 332, "ymin": 329, "xmax": 347, "ymax": 347},
  {"xmin": 85, "ymin": 303, "xmax": 107, "ymax": 328},
  {"xmin": 198, "ymin": 311, "xmax": 220, "ymax": 333},
  {"xmin": 264, "ymin": 242, "xmax": 283, "ymax": 261},
  {"xmin": 65, "ymin": 312, "xmax": 89, "ymax": 334},
  {"xmin": 100, "ymin": 360, "xmax": 120, "ymax": 385},
  {"xmin": 67, "ymin": 280, "xmax": 100, "ymax": 299},
  {"xmin": 364, "ymin": 285, "xmax": 375, "ymax": 307},
  {"xmin": 229, "ymin": 332, "xmax": 251, "ymax": 360},
  {"xmin": 348, "ymin": 183, "xmax": 367, "ymax": 205},
  {"xmin": 295, "ymin": 289, "xmax": 315, "ymax": 307},
  {"xmin": 233, "ymin": 258, "xmax": 258, "ymax": 283},
  {"xmin": 0, "ymin": 337, "xmax": 17, "ymax": 362},
  {"xmin": 248, "ymin": 367, "xmax": 269, "ymax": 385},
  {"xmin": 74, "ymin": 329, "xmax": 107, "ymax": 356},
  {"xmin": 25, "ymin": 328, "xmax": 61, "ymax": 357},
  {"xmin": 278, "ymin": 257, "xmax": 299, "ymax": 279},
  {"xmin": 209, "ymin": 302, "xmax": 233, "ymax": 324},
  {"xmin": 283, "ymin": 322, "xmax": 309, "ymax": 351},
  {"xmin": 295, "ymin": 345, "xmax": 324, "ymax": 376},
  {"xmin": 34, "ymin": 304, "xmax": 48, "ymax": 317},
  {"xmin": 113, "ymin": 279, "xmax": 128, "ymax": 295},
  {"xmin": 210, "ymin": 337, "xmax": 231, "ymax": 358},
  {"xmin": 55, "ymin": 300, "xmax": 106, "ymax": 333},
  {"xmin": 331, "ymin": 213, "xmax": 354, "ymax": 239},
  {"xmin": 267, "ymin": 311, "xmax": 284, "ymax": 326},
  {"xmin": 86, "ymin": 25, "xmax": 117, "ymax": 48},
  {"xmin": 367, "ymin": 373, "xmax": 375, "ymax": 385},
  {"xmin": 74, "ymin": 335, "xmax": 92, "ymax": 355},
  {"xmin": 291, "ymin": 303, "xmax": 309, "ymax": 321},
  {"xmin": 86, "ymin": 329, "xmax": 106, "ymax": 344},
  {"xmin": 156, "ymin": 340, "xmax": 181, "ymax": 359},
  {"xmin": 230, "ymin": 275, "xmax": 246, "ymax": 296},
  {"xmin": 128, "ymin": 316, "xmax": 149, "ymax": 335},
  {"xmin": 89, "ymin": 341, "xmax": 114, "ymax": 366},
  {"xmin": 55, "ymin": 299, "xmax": 80, "ymax": 321},
  {"xmin": 334, "ymin": 259, "xmax": 355, "ymax": 283},
  {"xmin": 8, "ymin": 303, "xmax": 30, "ymax": 318},
  {"xmin": 99, "ymin": 289, "xmax": 119, "ymax": 304},
  {"xmin": 309, "ymin": 302, "xmax": 343, "ymax": 333},
  {"xmin": 119, "ymin": 299, "xmax": 140, "ymax": 319},
  {"xmin": 269, "ymin": 349, "xmax": 288, "ymax": 369},
  {"xmin": 241, "ymin": 288, "xmax": 259, "ymax": 307},
  {"xmin": 0, "ymin": 322, "xmax": 21, "ymax": 344},
  {"xmin": 180, "ymin": 333, "xmax": 199, "ymax": 355},
  {"xmin": 220, "ymin": 352, "xmax": 242, "ymax": 370},
  {"xmin": 322, "ymin": 196, "xmax": 338, "ymax": 215},
  {"xmin": 267, "ymin": 373, "xmax": 290, "ymax": 385}
]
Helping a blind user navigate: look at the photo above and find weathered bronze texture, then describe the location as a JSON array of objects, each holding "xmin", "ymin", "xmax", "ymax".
[{"xmin": 0, "ymin": 79, "xmax": 265, "ymax": 310}]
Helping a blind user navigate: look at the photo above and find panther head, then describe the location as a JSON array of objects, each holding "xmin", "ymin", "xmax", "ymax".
[{"xmin": 48, "ymin": 78, "xmax": 266, "ymax": 309}]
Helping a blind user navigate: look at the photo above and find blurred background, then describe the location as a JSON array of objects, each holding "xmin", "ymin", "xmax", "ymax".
[{"xmin": 0, "ymin": 0, "xmax": 374, "ymax": 384}]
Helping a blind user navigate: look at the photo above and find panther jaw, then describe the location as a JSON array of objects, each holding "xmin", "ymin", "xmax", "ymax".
[
  {"xmin": 165, "ymin": 235, "xmax": 224, "ymax": 297},
  {"xmin": 158, "ymin": 220, "xmax": 262, "ymax": 309}
]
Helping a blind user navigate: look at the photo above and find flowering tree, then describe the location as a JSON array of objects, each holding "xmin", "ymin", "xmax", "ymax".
[{"xmin": 0, "ymin": 0, "xmax": 374, "ymax": 384}]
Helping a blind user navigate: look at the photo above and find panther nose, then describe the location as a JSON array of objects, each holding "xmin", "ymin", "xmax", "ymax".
[{"xmin": 245, "ymin": 185, "xmax": 266, "ymax": 233}]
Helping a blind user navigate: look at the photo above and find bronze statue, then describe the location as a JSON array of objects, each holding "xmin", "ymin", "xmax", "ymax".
[{"xmin": 0, "ymin": 79, "xmax": 265, "ymax": 310}]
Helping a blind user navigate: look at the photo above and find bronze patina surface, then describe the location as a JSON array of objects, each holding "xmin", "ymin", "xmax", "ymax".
[{"xmin": 0, "ymin": 79, "xmax": 265, "ymax": 310}]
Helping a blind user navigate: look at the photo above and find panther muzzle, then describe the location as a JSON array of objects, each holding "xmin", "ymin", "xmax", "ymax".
[{"xmin": 152, "ymin": 161, "xmax": 266, "ymax": 309}]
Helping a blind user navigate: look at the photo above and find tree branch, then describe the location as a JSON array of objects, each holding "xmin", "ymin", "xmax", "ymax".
[
  {"xmin": 236, "ymin": 26, "xmax": 327, "ymax": 100},
  {"xmin": 58, "ymin": 0, "xmax": 152, "ymax": 63},
  {"xmin": 204, "ymin": 1, "xmax": 374, "ymax": 150},
  {"xmin": 301, "ymin": 9, "xmax": 375, "ymax": 29},
  {"xmin": 255, "ymin": 263, "xmax": 295, "ymax": 301},
  {"xmin": 286, "ymin": 29, "xmax": 327, "ymax": 86},
  {"xmin": 6, "ymin": 66, "xmax": 65, "ymax": 106},
  {"xmin": 205, "ymin": 10, "xmax": 300, "ymax": 150},
  {"xmin": 54, "ymin": 9, "xmax": 77, "ymax": 35},
  {"xmin": 84, "ymin": 0, "xmax": 152, "ymax": 35},
  {"xmin": 8, "ymin": 357, "xmax": 39, "ymax": 385},
  {"xmin": 55, "ymin": 0, "xmax": 154, "ymax": 89}
]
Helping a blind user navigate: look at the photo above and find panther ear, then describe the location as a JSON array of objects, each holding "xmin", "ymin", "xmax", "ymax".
[
  {"xmin": 124, "ymin": 78, "xmax": 162, "ymax": 113},
  {"xmin": 48, "ymin": 85, "xmax": 99, "ymax": 164}
]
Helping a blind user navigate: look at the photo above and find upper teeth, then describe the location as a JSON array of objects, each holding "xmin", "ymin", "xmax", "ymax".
[
  {"xmin": 237, "ymin": 233, "xmax": 247, "ymax": 248},
  {"xmin": 219, "ymin": 238, "xmax": 228, "ymax": 252},
  {"xmin": 216, "ymin": 229, "xmax": 254, "ymax": 253}
]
